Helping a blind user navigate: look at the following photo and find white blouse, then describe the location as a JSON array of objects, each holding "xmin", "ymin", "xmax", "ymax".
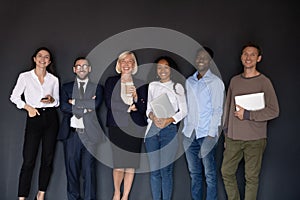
[
  {"xmin": 10, "ymin": 69, "xmax": 59, "ymax": 109},
  {"xmin": 146, "ymin": 80, "xmax": 187, "ymax": 125}
]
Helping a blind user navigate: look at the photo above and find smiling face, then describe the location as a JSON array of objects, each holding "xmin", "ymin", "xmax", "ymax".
[
  {"xmin": 33, "ymin": 50, "xmax": 51, "ymax": 69},
  {"xmin": 73, "ymin": 59, "xmax": 91, "ymax": 80},
  {"xmin": 157, "ymin": 59, "xmax": 171, "ymax": 83},
  {"xmin": 195, "ymin": 50, "xmax": 211, "ymax": 73},
  {"xmin": 119, "ymin": 54, "xmax": 135, "ymax": 75},
  {"xmin": 241, "ymin": 46, "xmax": 262, "ymax": 70}
]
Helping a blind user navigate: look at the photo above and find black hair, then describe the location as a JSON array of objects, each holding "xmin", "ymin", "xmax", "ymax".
[
  {"xmin": 31, "ymin": 47, "xmax": 56, "ymax": 75},
  {"xmin": 241, "ymin": 42, "xmax": 263, "ymax": 56},
  {"xmin": 154, "ymin": 56, "xmax": 179, "ymax": 71},
  {"xmin": 154, "ymin": 56, "xmax": 182, "ymax": 94},
  {"xmin": 73, "ymin": 56, "xmax": 90, "ymax": 67},
  {"xmin": 197, "ymin": 46, "xmax": 214, "ymax": 59}
]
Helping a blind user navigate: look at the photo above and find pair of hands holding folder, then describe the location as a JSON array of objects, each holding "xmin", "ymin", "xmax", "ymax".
[{"xmin": 149, "ymin": 111, "xmax": 175, "ymax": 129}]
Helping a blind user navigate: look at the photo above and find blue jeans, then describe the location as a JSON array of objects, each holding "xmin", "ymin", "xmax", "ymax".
[
  {"xmin": 183, "ymin": 134, "xmax": 218, "ymax": 200},
  {"xmin": 145, "ymin": 123, "xmax": 178, "ymax": 200}
]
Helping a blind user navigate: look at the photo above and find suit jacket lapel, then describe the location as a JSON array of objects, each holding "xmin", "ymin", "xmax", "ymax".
[{"xmin": 72, "ymin": 81, "xmax": 80, "ymax": 99}]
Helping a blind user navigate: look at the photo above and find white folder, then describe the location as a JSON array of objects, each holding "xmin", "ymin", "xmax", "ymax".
[
  {"xmin": 234, "ymin": 92, "xmax": 265, "ymax": 111},
  {"xmin": 150, "ymin": 93, "xmax": 175, "ymax": 118}
]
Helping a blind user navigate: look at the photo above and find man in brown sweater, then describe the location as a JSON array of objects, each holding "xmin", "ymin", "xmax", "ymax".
[{"xmin": 221, "ymin": 42, "xmax": 279, "ymax": 200}]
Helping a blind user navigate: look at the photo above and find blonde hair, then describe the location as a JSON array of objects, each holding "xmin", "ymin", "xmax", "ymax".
[{"xmin": 115, "ymin": 51, "xmax": 138, "ymax": 75}]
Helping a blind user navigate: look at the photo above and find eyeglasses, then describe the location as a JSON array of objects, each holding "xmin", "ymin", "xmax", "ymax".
[
  {"xmin": 74, "ymin": 64, "xmax": 90, "ymax": 70},
  {"xmin": 119, "ymin": 59, "xmax": 135, "ymax": 65}
]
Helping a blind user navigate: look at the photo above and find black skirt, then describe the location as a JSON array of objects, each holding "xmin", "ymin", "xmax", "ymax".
[{"xmin": 108, "ymin": 124, "xmax": 144, "ymax": 168}]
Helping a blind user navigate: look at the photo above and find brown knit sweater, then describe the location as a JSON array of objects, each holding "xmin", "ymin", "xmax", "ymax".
[{"xmin": 223, "ymin": 73, "xmax": 279, "ymax": 140}]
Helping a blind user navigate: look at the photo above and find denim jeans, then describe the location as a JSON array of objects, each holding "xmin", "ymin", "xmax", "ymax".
[
  {"xmin": 183, "ymin": 134, "xmax": 218, "ymax": 200},
  {"xmin": 145, "ymin": 123, "xmax": 178, "ymax": 200}
]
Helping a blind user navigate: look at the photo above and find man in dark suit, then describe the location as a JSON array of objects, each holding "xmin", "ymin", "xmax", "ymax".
[{"xmin": 58, "ymin": 57, "xmax": 103, "ymax": 200}]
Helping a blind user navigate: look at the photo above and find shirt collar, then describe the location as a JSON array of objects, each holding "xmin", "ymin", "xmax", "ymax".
[
  {"xmin": 160, "ymin": 80, "xmax": 173, "ymax": 85},
  {"xmin": 76, "ymin": 77, "xmax": 89, "ymax": 85},
  {"xmin": 192, "ymin": 69, "xmax": 212, "ymax": 80},
  {"xmin": 30, "ymin": 69, "xmax": 49, "ymax": 80}
]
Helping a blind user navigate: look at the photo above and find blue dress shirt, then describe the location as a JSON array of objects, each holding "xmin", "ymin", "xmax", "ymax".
[{"xmin": 183, "ymin": 69, "xmax": 225, "ymax": 139}]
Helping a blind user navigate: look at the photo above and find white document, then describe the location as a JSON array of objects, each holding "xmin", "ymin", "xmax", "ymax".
[
  {"xmin": 150, "ymin": 93, "xmax": 175, "ymax": 118},
  {"xmin": 234, "ymin": 92, "xmax": 265, "ymax": 111}
]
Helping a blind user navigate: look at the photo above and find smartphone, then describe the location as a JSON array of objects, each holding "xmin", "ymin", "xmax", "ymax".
[{"xmin": 41, "ymin": 97, "xmax": 48, "ymax": 100}]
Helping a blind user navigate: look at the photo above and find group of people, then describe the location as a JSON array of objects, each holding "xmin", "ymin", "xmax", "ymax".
[{"xmin": 10, "ymin": 42, "xmax": 279, "ymax": 200}]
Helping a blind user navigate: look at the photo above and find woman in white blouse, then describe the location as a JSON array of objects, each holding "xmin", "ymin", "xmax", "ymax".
[
  {"xmin": 145, "ymin": 56, "xmax": 187, "ymax": 200},
  {"xmin": 10, "ymin": 47, "xmax": 59, "ymax": 200}
]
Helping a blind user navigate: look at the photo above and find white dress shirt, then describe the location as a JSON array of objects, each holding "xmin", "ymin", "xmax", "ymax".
[{"xmin": 10, "ymin": 69, "xmax": 59, "ymax": 109}]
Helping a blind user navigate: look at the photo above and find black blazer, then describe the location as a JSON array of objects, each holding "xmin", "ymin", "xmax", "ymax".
[
  {"xmin": 57, "ymin": 80, "xmax": 104, "ymax": 143},
  {"xmin": 104, "ymin": 75, "xmax": 148, "ymax": 128}
]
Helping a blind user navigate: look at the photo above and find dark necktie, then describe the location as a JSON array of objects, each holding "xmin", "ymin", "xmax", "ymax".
[{"xmin": 79, "ymin": 82, "xmax": 85, "ymax": 99}]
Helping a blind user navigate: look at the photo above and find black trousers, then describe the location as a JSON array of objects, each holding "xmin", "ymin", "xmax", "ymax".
[
  {"xmin": 63, "ymin": 129, "xmax": 96, "ymax": 200},
  {"xmin": 18, "ymin": 108, "xmax": 59, "ymax": 197}
]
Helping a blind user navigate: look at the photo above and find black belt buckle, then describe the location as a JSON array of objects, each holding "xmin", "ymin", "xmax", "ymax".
[
  {"xmin": 37, "ymin": 107, "xmax": 55, "ymax": 112},
  {"xmin": 76, "ymin": 128, "xmax": 85, "ymax": 134}
]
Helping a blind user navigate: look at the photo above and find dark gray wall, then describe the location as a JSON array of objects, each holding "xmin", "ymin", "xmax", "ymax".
[{"xmin": 1, "ymin": 0, "xmax": 299, "ymax": 199}]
